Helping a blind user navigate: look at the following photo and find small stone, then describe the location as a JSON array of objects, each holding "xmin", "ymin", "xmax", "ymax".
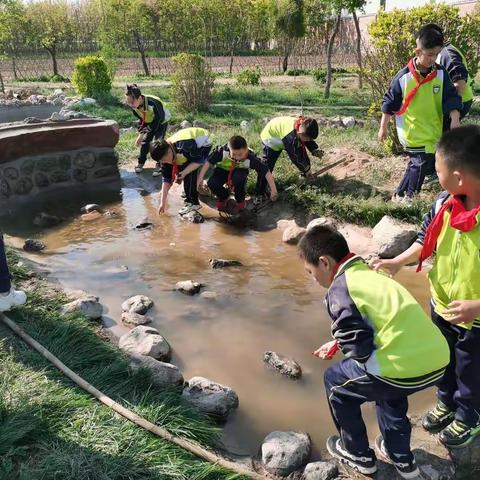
[
  {"xmin": 81, "ymin": 204, "xmax": 102, "ymax": 213},
  {"xmin": 260, "ymin": 431, "xmax": 311, "ymax": 476},
  {"xmin": 33, "ymin": 212, "xmax": 62, "ymax": 228},
  {"xmin": 135, "ymin": 217, "xmax": 154, "ymax": 229},
  {"xmin": 200, "ymin": 291, "xmax": 217, "ymax": 300},
  {"xmin": 282, "ymin": 225, "xmax": 306, "ymax": 245},
  {"xmin": 180, "ymin": 120, "xmax": 192, "ymax": 129},
  {"xmin": 23, "ymin": 239, "xmax": 46, "ymax": 252},
  {"xmin": 182, "ymin": 376, "xmax": 239, "ymax": 420},
  {"xmin": 61, "ymin": 297, "xmax": 103, "ymax": 320},
  {"xmin": 180, "ymin": 210, "xmax": 204, "ymax": 223},
  {"xmin": 121, "ymin": 295, "xmax": 154, "ymax": 314},
  {"xmin": 65, "ymin": 289, "xmax": 99, "ymax": 302},
  {"xmin": 169, "ymin": 242, "xmax": 176, "ymax": 247},
  {"xmin": 129, "ymin": 354, "xmax": 183, "ymax": 387},
  {"xmin": 240, "ymin": 120, "xmax": 251, "ymax": 129},
  {"xmin": 303, "ymin": 461, "xmax": 338, "ymax": 480},
  {"xmin": 372, "ymin": 215, "xmax": 418, "ymax": 259},
  {"xmin": 209, "ymin": 258, "xmax": 243, "ymax": 269},
  {"xmin": 306, "ymin": 217, "xmax": 336, "ymax": 231},
  {"xmin": 81, "ymin": 211, "xmax": 102, "ymax": 221},
  {"xmin": 175, "ymin": 280, "xmax": 203, "ymax": 295},
  {"xmin": 103, "ymin": 210, "xmax": 117, "ymax": 218},
  {"xmin": 24, "ymin": 117, "xmax": 43, "ymax": 124},
  {"xmin": 81, "ymin": 97, "xmax": 96, "ymax": 105},
  {"xmin": 121, "ymin": 311, "xmax": 152, "ymax": 327},
  {"xmin": 264, "ymin": 351, "xmax": 302, "ymax": 379},
  {"xmin": 341, "ymin": 116, "xmax": 356, "ymax": 128},
  {"xmin": 119, "ymin": 326, "xmax": 171, "ymax": 361}
]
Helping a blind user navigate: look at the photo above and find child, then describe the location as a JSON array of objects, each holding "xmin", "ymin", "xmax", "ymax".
[
  {"xmin": 196, "ymin": 135, "xmax": 278, "ymax": 214},
  {"xmin": 378, "ymin": 27, "xmax": 462, "ymax": 204},
  {"xmin": 299, "ymin": 225, "xmax": 449, "ymax": 478},
  {"xmin": 125, "ymin": 84, "xmax": 171, "ymax": 176},
  {"xmin": 371, "ymin": 125, "xmax": 480, "ymax": 449},
  {"xmin": 150, "ymin": 127, "xmax": 212, "ymax": 216},
  {"xmin": 0, "ymin": 233, "xmax": 26, "ymax": 312},
  {"xmin": 256, "ymin": 116, "xmax": 322, "ymax": 199}
]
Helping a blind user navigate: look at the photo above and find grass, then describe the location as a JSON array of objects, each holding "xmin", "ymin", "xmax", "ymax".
[{"xmin": 0, "ymin": 252, "xmax": 248, "ymax": 480}]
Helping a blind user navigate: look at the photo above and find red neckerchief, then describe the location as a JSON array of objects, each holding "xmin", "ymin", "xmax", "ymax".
[
  {"xmin": 417, "ymin": 196, "xmax": 480, "ymax": 272},
  {"xmin": 395, "ymin": 59, "xmax": 437, "ymax": 116},
  {"xmin": 227, "ymin": 158, "xmax": 244, "ymax": 189},
  {"xmin": 330, "ymin": 252, "xmax": 356, "ymax": 282},
  {"xmin": 294, "ymin": 117, "xmax": 308, "ymax": 158},
  {"xmin": 170, "ymin": 144, "xmax": 178, "ymax": 182}
]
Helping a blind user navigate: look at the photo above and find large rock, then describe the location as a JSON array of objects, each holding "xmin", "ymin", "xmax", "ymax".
[
  {"xmin": 180, "ymin": 120, "xmax": 192, "ymax": 129},
  {"xmin": 175, "ymin": 280, "xmax": 203, "ymax": 295},
  {"xmin": 23, "ymin": 239, "xmax": 46, "ymax": 252},
  {"xmin": 119, "ymin": 326, "xmax": 171, "ymax": 361},
  {"xmin": 260, "ymin": 431, "xmax": 311, "ymax": 476},
  {"xmin": 121, "ymin": 295, "xmax": 154, "ymax": 314},
  {"xmin": 282, "ymin": 224, "xmax": 306, "ymax": 245},
  {"xmin": 209, "ymin": 258, "xmax": 243, "ymax": 269},
  {"xmin": 303, "ymin": 461, "xmax": 338, "ymax": 480},
  {"xmin": 341, "ymin": 116, "xmax": 356, "ymax": 128},
  {"xmin": 263, "ymin": 351, "xmax": 302, "ymax": 380},
  {"xmin": 129, "ymin": 354, "xmax": 183, "ymax": 387},
  {"xmin": 306, "ymin": 217, "xmax": 336, "ymax": 232},
  {"xmin": 61, "ymin": 297, "xmax": 103, "ymax": 320},
  {"xmin": 277, "ymin": 219, "xmax": 296, "ymax": 231},
  {"xmin": 372, "ymin": 215, "xmax": 418, "ymax": 259},
  {"xmin": 182, "ymin": 376, "xmax": 239, "ymax": 420},
  {"xmin": 121, "ymin": 311, "xmax": 151, "ymax": 327}
]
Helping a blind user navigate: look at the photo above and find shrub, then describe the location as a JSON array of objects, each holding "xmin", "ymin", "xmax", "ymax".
[
  {"xmin": 72, "ymin": 55, "xmax": 112, "ymax": 99},
  {"xmin": 236, "ymin": 67, "xmax": 262, "ymax": 86},
  {"xmin": 312, "ymin": 68, "xmax": 327, "ymax": 84},
  {"xmin": 285, "ymin": 68, "xmax": 310, "ymax": 76},
  {"xmin": 171, "ymin": 53, "xmax": 215, "ymax": 112},
  {"xmin": 49, "ymin": 74, "xmax": 69, "ymax": 82}
]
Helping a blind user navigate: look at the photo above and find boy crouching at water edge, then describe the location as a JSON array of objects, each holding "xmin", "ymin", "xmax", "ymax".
[
  {"xmin": 196, "ymin": 135, "xmax": 279, "ymax": 214},
  {"xmin": 298, "ymin": 226, "xmax": 449, "ymax": 478},
  {"xmin": 372, "ymin": 125, "xmax": 480, "ymax": 449},
  {"xmin": 150, "ymin": 127, "xmax": 212, "ymax": 216}
]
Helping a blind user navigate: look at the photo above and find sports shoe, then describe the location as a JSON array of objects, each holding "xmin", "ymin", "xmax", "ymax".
[
  {"xmin": 216, "ymin": 200, "xmax": 228, "ymax": 211},
  {"xmin": 374, "ymin": 435, "xmax": 420, "ymax": 479},
  {"xmin": 422, "ymin": 401, "xmax": 455, "ymax": 433},
  {"xmin": 234, "ymin": 201, "xmax": 246, "ymax": 213},
  {"xmin": 326, "ymin": 435, "xmax": 377, "ymax": 475},
  {"xmin": 423, "ymin": 172, "xmax": 439, "ymax": 186},
  {"xmin": 152, "ymin": 163, "xmax": 162, "ymax": 177},
  {"xmin": 178, "ymin": 203, "xmax": 201, "ymax": 216},
  {"xmin": 439, "ymin": 419, "xmax": 480, "ymax": 449},
  {"xmin": 134, "ymin": 164, "xmax": 144, "ymax": 173},
  {"xmin": 0, "ymin": 287, "xmax": 27, "ymax": 312}
]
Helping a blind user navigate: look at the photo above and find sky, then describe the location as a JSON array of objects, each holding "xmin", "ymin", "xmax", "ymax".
[{"xmin": 361, "ymin": 0, "xmax": 472, "ymax": 15}]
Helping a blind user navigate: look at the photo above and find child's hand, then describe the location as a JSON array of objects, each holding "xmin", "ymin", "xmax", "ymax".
[
  {"xmin": 369, "ymin": 258, "xmax": 401, "ymax": 277},
  {"xmin": 135, "ymin": 135, "xmax": 143, "ymax": 147},
  {"xmin": 443, "ymin": 300, "xmax": 480, "ymax": 324},
  {"xmin": 270, "ymin": 191, "xmax": 278, "ymax": 202},
  {"xmin": 175, "ymin": 173, "xmax": 184, "ymax": 184},
  {"xmin": 313, "ymin": 340, "xmax": 339, "ymax": 360},
  {"xmin": 378, "ymin": 126, "xmax": 388, "ymax": 143},
  {"xmin": 158, "ymin": 204, "xmax": 166, "ymax": 215}
]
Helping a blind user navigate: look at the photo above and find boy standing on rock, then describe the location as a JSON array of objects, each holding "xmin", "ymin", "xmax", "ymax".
[
  {"xmin": 372, "ymin": 125, "xmax": 480, "ymax": 449},
  {"xmin": 299, "ymin": 225, "xmax": 449, "ymax": 478}
]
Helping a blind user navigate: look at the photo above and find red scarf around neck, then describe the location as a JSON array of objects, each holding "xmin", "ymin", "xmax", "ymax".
[{"xmin": 417, "ymin": 196, "xmax": 480, "ymax": 272}]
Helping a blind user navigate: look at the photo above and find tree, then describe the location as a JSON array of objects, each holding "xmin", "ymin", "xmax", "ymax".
[
  {"xmin": 26, "ymin": 0, "xmax": 73, "ymax": 77},
  {"xmin": 346, "ymin": 0, "xmax": 367, "ymax": 89},
  {"xmin": 324, "ymin": 8, "xmax": 341, "ymax": 98},
  {"xmin": 275, "ymin": 0, "xmax": 306, "ymax": 72}
]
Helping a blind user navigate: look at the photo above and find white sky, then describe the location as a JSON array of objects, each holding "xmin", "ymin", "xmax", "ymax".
[{"xmin": 361, "ymin": 0, "xmax": 472, "ymax": 16}]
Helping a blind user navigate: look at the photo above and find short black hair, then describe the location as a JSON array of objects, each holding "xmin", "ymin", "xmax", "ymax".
[
  {"xmin": 299, "ymin": 118, "xmax": 319, "ymax": 140},
  {"xmin": 228, "ymin": 135, "xmax": 248, "ymax": 150},
  {"xmin": 437, "ymin": 125, "xmax": 480, "ymax": 178},
  {"xmin": 416, "ymin": 24, "xmax": 444, "ymax": 49},
  {"xmin": 150, "ymin": 140, "xmax": 171, "ymax": 161},
  {"xmin": 298, "ymin": 225, "xmax": 350, "ymax": 265},
  {"xmin": 126, "ymin": 83, "xmax": 142, "ymax": 98}
]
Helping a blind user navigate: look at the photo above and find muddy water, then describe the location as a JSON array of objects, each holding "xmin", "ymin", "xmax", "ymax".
[{"xmin": 2, "ymin": 171, "xmax": 436, "ymax": 458}]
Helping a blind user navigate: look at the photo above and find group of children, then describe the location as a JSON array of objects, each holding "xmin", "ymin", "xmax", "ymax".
[{"xmin": 125, "ymin": 84, "xmax": 321, "ymax": 216}]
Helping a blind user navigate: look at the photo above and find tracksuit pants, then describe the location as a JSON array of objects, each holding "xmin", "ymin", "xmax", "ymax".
[
  {"xmin": 138, "ymin": 123, "xmax": 168, "ymax": 165},
  {"xmin": 207, "ymin": 168, "xmax": 249, "ymax": 203},
  {"xmin": 0, "ymin": 234, "xmax": 11, "ymax": 293},
  {"xmin": 395, "ymin": 152, "xmax": 435, "ymax": 199}
]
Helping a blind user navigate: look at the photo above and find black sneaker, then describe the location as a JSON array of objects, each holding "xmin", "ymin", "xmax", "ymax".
[
  {"xmin": 326, "ymin": 435, "xmax": 377, "ymax": 475},
  {"xmin": 374, "ymin": 435, "xmax": 420, "ymax": 479},
  {"xmin": 439, "ymin": 419, "xmax": 480, "ymax": 449},
  {"xmin": 422, "ymin": 401, "xmax": 455, "ymax": 433}
]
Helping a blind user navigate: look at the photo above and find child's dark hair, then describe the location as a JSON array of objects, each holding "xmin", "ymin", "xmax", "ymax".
[
  {"xmin": 150, "ymin": 140, "xmax": 171, "ymax": 161},
  {"xmin": 437, "ymin": 125, "xmax": 480, "ymax": 178},
  {"xmin": 298, "ymin": 225, "xmax": 349, "ymax": 265},
  {"xmin": 126, "ymin": 83, "xmax": 142, "ymax": 98},
  {"xmin": 228, "ymin": 135, "xmax": 248, "ymax": 150},
  {"xmin": 416, "ymin": 24, "xmax": 444, "ymax": 49},
  {"xmin": 299, "ymin": 118, "xmax": 319, "ymax": 140}
]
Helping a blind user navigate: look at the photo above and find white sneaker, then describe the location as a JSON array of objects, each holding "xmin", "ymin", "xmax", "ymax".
[
  {"xmin": 0, "ymin": 287, "xmax": 27, "ymax": 312},
  {"xmin": 152, "ymin": 163, "xmax": 162, "ymax": 177},
  {"xmin": 178, "ymin": 203, "xmax": 201, "ymax": 215},
  {"xmin": 134, "ymin": 164, "xmax": 144, "ymax": 173}
]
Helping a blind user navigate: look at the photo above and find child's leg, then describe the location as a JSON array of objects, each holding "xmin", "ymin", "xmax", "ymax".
[
  {"xmin": 183, "ymin": 167, "xmax": 200, "ymax": 206},
  {"xmin": 255, "ymin": 145, "xmax": 281, "ymax": 195},
  {"xmin": 0, "ymin": 233, "xmax": 12, "ymax": 293},
  {"xmin": 154, "ymin": 122, "xmax": 168, "ymax": 142},
  {"xmin": 138, "ymin": 130, "xmax": 155, "ymax": 166},
  {"xmin": 207, "ymin": 169, "xmax": 230, "ymax": 200},
  {"xmin": 232, "ymin": 169, "xmax": 249, "ymax": 203}
]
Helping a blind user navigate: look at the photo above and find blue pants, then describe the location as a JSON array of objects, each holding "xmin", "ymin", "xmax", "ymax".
[
  {"xmin": 0, "ymin": 234, "xmax": 11, "ymax": 293},
  {"xmin": 325, "ymin": 359, "xmax": 436, "ymax": 463},
  {"xmin": 395, "ymin": 152, "xmax": 435, "ymax": 198},
  {"xmin": 432, "ymin": 309, "xmax": 480, "ymax": 427},
  {"xmin": 208, "ymin": 168, "xmax": 249, "ymax": 203}
]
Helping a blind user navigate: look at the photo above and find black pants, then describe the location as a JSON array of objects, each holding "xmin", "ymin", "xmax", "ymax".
[
  {"xmin": 207, "ymin": 168, "xmax": 249, "ymax": 203},
  {"xmin": 325, "ymin": 358, "xmax": 438, "ymax": 464},
  {"xmin": 395, "ymin": 152, "xmax": 435, "ymax": 198},
  {"xmin": 0, "ymin": 234, "xmax": 11, "ymax": 293},
  {"xmin": 443, "ymin": 100, "xmax": 473, "ymax": 132},
  {"xmin": 179, "ymin": 164, "xmax": 199, "ymax": 205},
  {"xmin": 138, "ymin": 123, "xmax": 168, "ymax": 165},
  {"xmin": 432, "ymin": 308, "xmax": 480, "ymax": 427}
]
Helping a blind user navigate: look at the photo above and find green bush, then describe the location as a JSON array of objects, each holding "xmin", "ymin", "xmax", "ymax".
[
  {"xmin": 285, "ymin": 68, "xmax": 310, "ymax": 76},
  {"xmin": 236, "ymin": 67, "xmax": 262, "ymax": 86},
  {"xmin": 312, "ymin": 68, "xmax": 327, "ymax": 83},
  {"xmin": 72, "ymin": 55, "xmax": 112, "ymax": 98},
  {"xmin": 49, "ymin": 74, "xmax": 69, "ymax": 82},
  {"xmin": 171, "ymin": 53, "xmax": 215, "ymax": 112}
]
